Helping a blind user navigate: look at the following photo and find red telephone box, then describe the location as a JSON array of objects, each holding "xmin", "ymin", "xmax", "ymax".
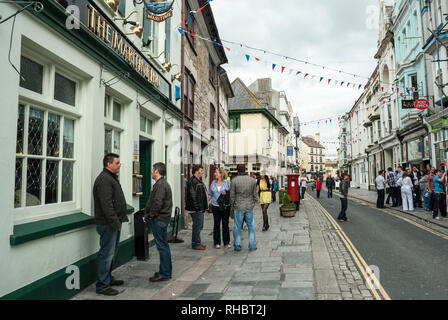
[{"xmin": 286, "ymin": 174, "xmax": 301, "ymax": 202}]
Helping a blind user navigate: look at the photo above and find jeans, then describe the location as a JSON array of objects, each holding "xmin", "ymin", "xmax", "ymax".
[
  {"xmin": 233, "ymin": 209, "xmax": 256, "ymax": 251},
  {"xmin": 338, "ymin": 198, "xmax": 348, "ymax": 221},
  {"xmin": 190, "ymin": 212, "xmax": 204, "ymax": 249},
  {"xmin": 377, "ymin": 189, "xmax": 385, "ymax": 208},
  {"xmin": 301, "ymin": 187, "xmax": 306, "ymax": 200},
  {"xmin": 433, "ymin": 193, "xmax": 447, "ymax": 218},
  {"xmin": 96, "ymin": 224, "xmax": 120, "ymax": 293},
  {"xmin": 328, "ymin": 188, "xmax": 333, "ymax": 198},
  {"xmin": 212, "ymin": 206, "xmax": 230, "ymax": 246},
  {"xmin": 149, "ymin": 219, "xmax": 172, "ymax": 278},
  {"xmin": 424, "ymin": 192, "xmax": 432, "ymax": 210}
]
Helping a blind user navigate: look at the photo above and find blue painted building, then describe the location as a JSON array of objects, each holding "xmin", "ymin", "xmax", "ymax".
[
  {"xmin": 392, "ymin": 0, "xmax": 431, "ymax": 169},
  {"xmin": 422, "ymin": 0, "xmax": 448, "ymax": 168}
]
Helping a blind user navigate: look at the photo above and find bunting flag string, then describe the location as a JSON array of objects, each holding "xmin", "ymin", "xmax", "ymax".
[
  {"xmin": 177, "ymin": 27, "xmax": 419, "ymax": 94},
  {"xmin": 178, "ymin": 0, "xmax": 213, "ymax": 27}
]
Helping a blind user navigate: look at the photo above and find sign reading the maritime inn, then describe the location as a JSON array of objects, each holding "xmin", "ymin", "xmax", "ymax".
[{"xmin": 54, "ymin": 0, "xmax": 171, "ymax": 99}]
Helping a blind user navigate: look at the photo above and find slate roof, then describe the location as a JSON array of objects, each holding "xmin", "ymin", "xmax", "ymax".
[
  {"xmin": 302, "ymin": 136, "xmax": 325, "ymax": 149},
  {"xmin": 229, "ymin": 78, "xmax": 266, "ymax": 110}
]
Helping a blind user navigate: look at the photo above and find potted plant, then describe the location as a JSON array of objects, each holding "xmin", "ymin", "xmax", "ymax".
[{"xmin": 280, "ymin": 193, "xmax": 296, "ymax": 217}]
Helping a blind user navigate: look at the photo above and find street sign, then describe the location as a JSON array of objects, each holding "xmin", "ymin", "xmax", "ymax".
[
  {"xmin": 287, "ymin": 146, "xmax": 294, "ymax": 156},
  {"xmin": 402, "ymin": 100, "xmax": 415, "ymax": 109},
  {"xmin": 414, "ymin": 99, "xmax": 430, "ymax": 110}
]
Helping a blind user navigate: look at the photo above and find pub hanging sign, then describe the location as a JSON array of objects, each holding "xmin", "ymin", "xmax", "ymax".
[{"xmin": 145, "ymin": 0, "xmax": 174, "ymax": 22}]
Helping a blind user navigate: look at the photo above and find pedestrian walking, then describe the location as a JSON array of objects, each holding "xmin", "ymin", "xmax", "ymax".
[
  {"xmin": 208, "ymin": 167, "xmax": 231, "ymax": 249},
  {"xmin": 398, "ymin": 172, "xmax": 414, "ymax": 211},
  {"xmin": 412, "ymin": 166, "xmax": 422, "ymax": 208},
  {"xmin": 338, "ymin": 173, "xmax": 349, "ymax": 222},
  {"xmin": 326, "ymin": 175, "xmax": 335, "ymax": 198},
  {"xmin": 93, "ymin": 153, "xmax": 128, "ymax": 296},
  {"xmin": 259, "ymin": 171, "xmax": 272, "ymax": 231},
  {"xmin": 185, "ymin": 165, "xmax": 208, "ymax": 250},
  {"xmin": 375, "ymin": 170, "xmax": 386, "ymax": 208},
  {"xmin": 316, "ymin": 177, "xmax": 323, "ymax": 198},
  {"xmin": 230, "ymin": 164, "xmax": 258, "ymax": 251},
  {"xmin": 299, "ymin": 174, "xmax": 308, "ymax": 200},
  {"xmin": 386, "ymin": 168, "xmax": 398, "ymax": 207},
  {"xmin": 432, "ymin": 170, "xmax": 447, "ymax": 220},
  {"xmin": 271, "ymin": 177, "xmax": 279, "ymax": 202},
  {"xmin": 145, "ymin": 163, "xmax": 173, "ymax": 282}
]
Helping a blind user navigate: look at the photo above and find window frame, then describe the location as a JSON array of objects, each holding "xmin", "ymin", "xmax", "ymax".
[
  {"xmin": 15, "ymin": 49, "xmax": 81, "ymax": 223},
  {"xmin": 104, "ymin": 93, "xmax": 125, "ymax": 156}
]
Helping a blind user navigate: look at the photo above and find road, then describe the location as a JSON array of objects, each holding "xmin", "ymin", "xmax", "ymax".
[{"xmin": 306, "ymin": 189, "xmax": 448, "ymax": 300}]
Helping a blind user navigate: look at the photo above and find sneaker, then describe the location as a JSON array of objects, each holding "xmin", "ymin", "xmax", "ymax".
[
  {"xmin": 215, "ymin": 244, "xmax": 221, "ymax": 249},
  {"xmin": 225, "ymin": 244, "xmax": 232, "ymax": 249},
  {"xmin": 435, "ymin": 217, "xmax": 441, "ymax": 220}
]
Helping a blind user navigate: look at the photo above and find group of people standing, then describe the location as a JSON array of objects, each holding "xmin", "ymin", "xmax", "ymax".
[
  {"xmin": 375, "ymin": 164, "xmax": 447, "ymax": 219},
  {"xmin": 92, "ymin": 155, "xmax": 276, "ymax": 296}
]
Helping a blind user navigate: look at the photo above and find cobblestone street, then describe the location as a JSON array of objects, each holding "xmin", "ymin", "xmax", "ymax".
[{"xmin": 73, "ymin": 196, "xmax": 376, "ymax": 300}]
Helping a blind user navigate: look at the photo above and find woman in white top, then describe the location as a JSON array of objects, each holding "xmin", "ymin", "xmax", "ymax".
[{"xmin": 398, "ymin": 172, "xmax": 414, "ymax": 211}]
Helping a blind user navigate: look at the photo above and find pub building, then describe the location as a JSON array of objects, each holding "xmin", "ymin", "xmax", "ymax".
[{"xmin": 0, "ymin": 0, "xmax": 183, "ymax": 299}]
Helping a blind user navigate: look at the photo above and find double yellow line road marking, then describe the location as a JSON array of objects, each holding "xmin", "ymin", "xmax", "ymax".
[{"xmin": 309, "ymin": 196, "xmax": 392, "ymax": 300}]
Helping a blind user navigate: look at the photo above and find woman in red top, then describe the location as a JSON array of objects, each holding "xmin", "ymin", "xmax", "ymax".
[{"xmin": 316, "ymin": 177, "xmax": 323, "ymax": 198}]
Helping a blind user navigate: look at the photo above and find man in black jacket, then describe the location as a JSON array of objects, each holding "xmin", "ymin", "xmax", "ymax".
[
  {"xmin": 145, "ymin": 162, "xmax": 173, "ymax": 282},
  {"xmin": 326, "ymin": 175, "xmax": 335, "ymax": 198},
  {"xmin": 185, "ymin": 165, "xmax": 208, "ymax": 250},
  {"xmin": 93, "ymin": 153, "xmax": 129, "ymax": 296}
]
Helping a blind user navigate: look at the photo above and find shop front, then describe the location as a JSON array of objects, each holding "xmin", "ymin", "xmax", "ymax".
[
  {"xmin": 0, "ymin": 0, "xmax": 182, "ymax": 299},
  {"xmin": 430, "ymin": 119, "xmax": 448, "ymax": 169},
  {"xmin": 399, "ymin": 127, "xmax": 430, "ymax": 170}
]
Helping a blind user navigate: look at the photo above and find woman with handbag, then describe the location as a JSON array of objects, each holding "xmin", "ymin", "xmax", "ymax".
[
  {"xmin": 208, "ymin": 167, "xmax": 231, "ymax": 249},
  {"xmin": 259, "ymin": 172, "xmax": 272, "ymax": 231}
]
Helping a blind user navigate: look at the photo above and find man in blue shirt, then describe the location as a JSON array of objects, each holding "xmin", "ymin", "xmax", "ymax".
[{"xmin": 433, "ymin": 170, "xmax": 447, "ymax": 220}]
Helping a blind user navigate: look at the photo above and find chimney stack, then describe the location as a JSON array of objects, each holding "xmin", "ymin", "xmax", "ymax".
[{"xmin": 315, "ymin": 133, "xmax": 321, "ymax": 143}]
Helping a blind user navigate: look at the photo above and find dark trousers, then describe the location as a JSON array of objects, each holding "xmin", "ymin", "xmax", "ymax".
[
  {"xmin": 96, "ymin": 224, "xmax": 120, "ymax": 293},
  {"xmin": 397, "ymin": 187, "xmax": 402, "ymax": 206},
  {"xmin": 212, "ymin": 206, "xmax": 230, "ymax": 246},
  {"xmin": 338, "ymin": 198, "xmax": 348, "ymax": 221},
  {"xmin": 413, "ymin": 185, "xmax": 422, "ymax": 208},
  {"xmin": 377, "ymin": 189, "xmax": 385, "ymax": 208},
  {"xmin": 390, "ymin": 187, "xmax": 399, "ymax": 206},
  {"xmin": 386, "ymin": 188, "xmax": 391, "ymax": 204},
  {"xmin": 272, "ymin": 191, "xmax": 276, "ymax": 202},
  {"xmin": 316, "ymin": 189, "xmax": 321, "ymax": 198},
  {"xmin": 301, "ymin": 187, "xmax": 306, "ymax": 199},
  {"xmin": 328, "ymin": 188, "xmax": 333, "ymax": 198},
  {"xmin": 433, "ymin": 193, "xmax": 447, "ymax": 218}
]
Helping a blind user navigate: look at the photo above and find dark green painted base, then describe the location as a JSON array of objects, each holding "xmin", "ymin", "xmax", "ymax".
[{"xmin": 1, "ymin": 237, "xmax": 134, "ymax": 300}]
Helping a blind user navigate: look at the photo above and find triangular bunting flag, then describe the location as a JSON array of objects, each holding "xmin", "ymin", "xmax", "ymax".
[{"xmin": 245, "ymin": 55, "xmax": 250, "ymax": 62}]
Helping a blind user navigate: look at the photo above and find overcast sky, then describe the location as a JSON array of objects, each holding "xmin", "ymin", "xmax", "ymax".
[{"xmin": 211, "ymin": 0, "xmax": 389, "ymax": 157}]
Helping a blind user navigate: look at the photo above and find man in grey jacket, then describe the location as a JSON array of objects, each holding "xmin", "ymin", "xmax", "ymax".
[
  {"xmin": 145, "ymin": 162, "xmax": 173, "ymax": 282},
  {"xmin": 230, "ymin": 164, "xmax": 258, "ymax": 251},
  {"xmin": 93, "ymin": 153, "xmax": 129, "ymax": 296},
  {"xmin": 337, "ymin": 173, "xmax": 349, "ymax": 222}
]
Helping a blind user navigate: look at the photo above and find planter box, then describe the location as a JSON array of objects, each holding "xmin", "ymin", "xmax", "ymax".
[{"xmin": 280, "ymin": 207, "xmax": 296, "ymax": 217}]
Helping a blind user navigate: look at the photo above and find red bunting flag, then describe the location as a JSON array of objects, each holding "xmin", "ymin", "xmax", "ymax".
[
  {"xmin": 304, "ymin": 73, "xmax": 309, "ymax": 79},
  {"xmin": 255, "ymin": 57, "xmax": 260, "ymax": 61},
  {"xmin": 347, "ymin": 83, "xmax": 351, "ymax": 87},
  {"xmin": 328, "ymin": 79, "xmax": 332, "ymax": 84},
  {"xmin": 225, "ymin": 47, "xmax": 231, "ymax": 51},
  {"xmin": 364, "ymin": 85, "xmax": 368, "ymax": 90},
  {"xmin": 281, "ymin": 66, "xmax": 286, "ymax": 73}
]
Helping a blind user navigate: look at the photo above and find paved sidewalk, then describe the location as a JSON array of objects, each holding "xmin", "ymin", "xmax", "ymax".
[
  {"xmin": 73, "ymin": 200, "xmax": 375, "ymax": 300},
  {"xmin": 329, "ymin": 187, "xmax": 448, "ymax": 229}
]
